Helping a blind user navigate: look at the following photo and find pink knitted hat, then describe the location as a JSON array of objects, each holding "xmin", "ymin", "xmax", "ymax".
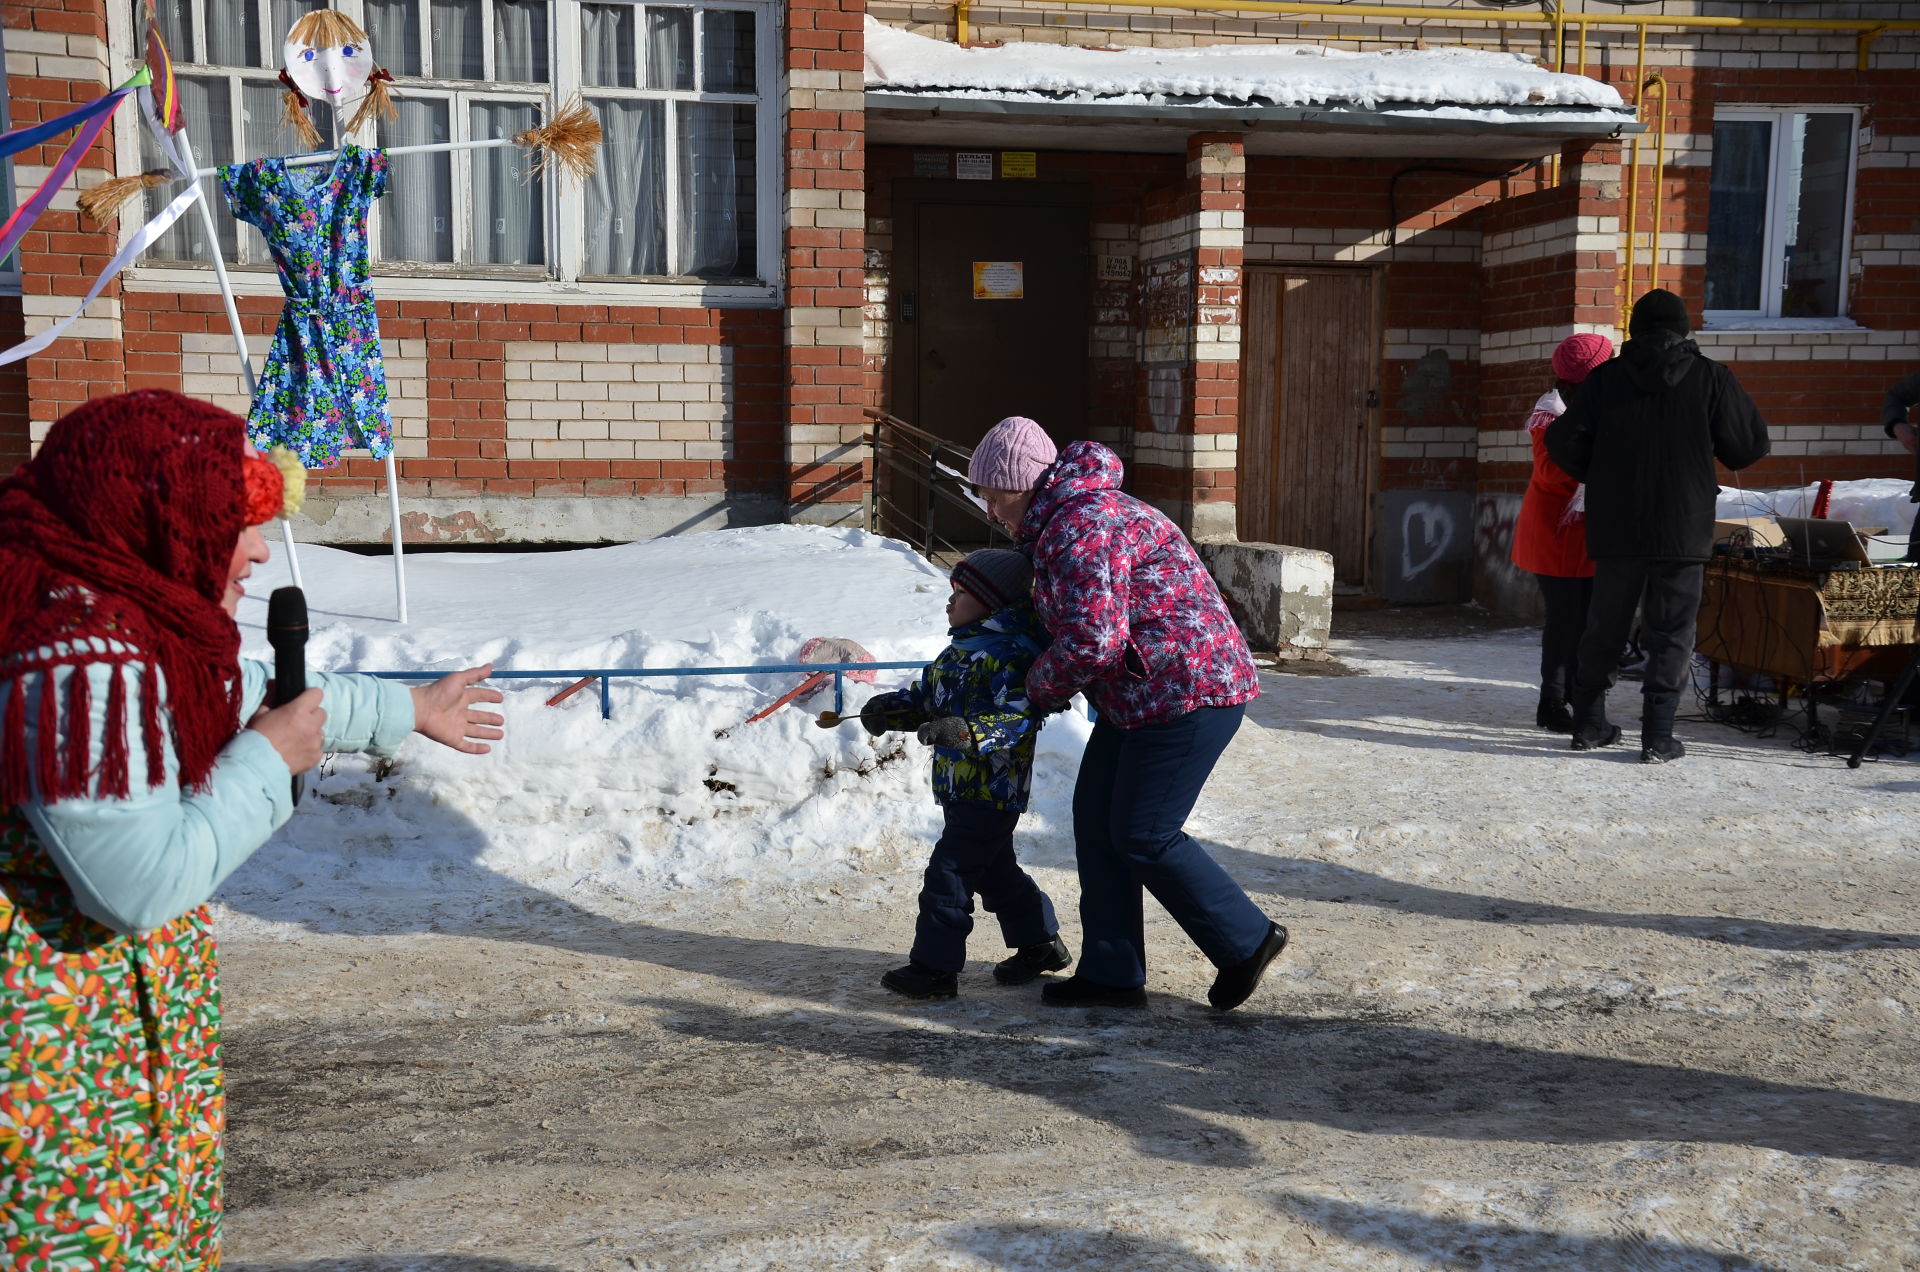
[
  {"xmin": 967, "ymin": 416, "xmax": 1057, "ymax": 492},
  {"xmin": 1551, "ymin": 333, "xmax": 1614, "ymax": 384}
]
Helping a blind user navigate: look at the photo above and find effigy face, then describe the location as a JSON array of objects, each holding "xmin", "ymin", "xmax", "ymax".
[{"xmin": 282, "ymin": 27, "xmax": 372, "ymax": 104}]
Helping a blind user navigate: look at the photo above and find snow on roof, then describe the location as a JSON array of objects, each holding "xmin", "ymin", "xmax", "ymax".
[{"xmin": 864, "ymin": 18, "xmax": 1627, "ymax": 113}]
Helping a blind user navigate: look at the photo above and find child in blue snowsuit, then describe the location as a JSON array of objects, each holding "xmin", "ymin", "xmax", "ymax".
[{"xmin": 863, "ymin": 548, "xmax": 1070, "ymax": 1000}]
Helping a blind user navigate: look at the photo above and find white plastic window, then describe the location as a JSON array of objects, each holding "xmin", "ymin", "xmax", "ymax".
[
  {"xmin": 129, "ymin": 0, "xmax": 775, "ymax": 286},
  {"xmin": 1705, "ymin": 108, "xmax": 1858, "ymax": 321}
]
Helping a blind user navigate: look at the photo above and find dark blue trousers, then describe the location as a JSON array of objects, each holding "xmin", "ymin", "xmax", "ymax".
[
  {"xmin": 910, "ymin": 802, "xmax": 1059, "ymax": 974},
  {"xmin": 1073, "ymin": 703, "xmax": 1272, "ymax": 989}
]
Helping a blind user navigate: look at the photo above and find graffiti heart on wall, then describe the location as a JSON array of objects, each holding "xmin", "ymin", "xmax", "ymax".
[{"xmin": 1400, "ymin": 499, "xmax": 1456, "ymax": 581}]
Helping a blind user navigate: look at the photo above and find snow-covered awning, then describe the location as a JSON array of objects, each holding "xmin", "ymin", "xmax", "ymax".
[{"xmin": 864, "ymin": 19, "xmax": 1642, "ymax": 159}]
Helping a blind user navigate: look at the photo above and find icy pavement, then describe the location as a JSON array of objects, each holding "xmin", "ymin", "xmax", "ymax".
[{"xmin": 215, "ymin": 619, "xmax": 1920, "ymax": 1272}]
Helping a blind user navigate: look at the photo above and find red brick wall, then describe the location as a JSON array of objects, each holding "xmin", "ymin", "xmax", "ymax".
[
  {"xmin": 784, "ymin": 0, "xmax": 868, "ymax": 515},
  {"xmin": 1635, "ymin": 64, "xmax": 1920, "ymax": 489},
  {"xmin": 6, "ymin": 0, "xmax": 124, "ymax": 434}
]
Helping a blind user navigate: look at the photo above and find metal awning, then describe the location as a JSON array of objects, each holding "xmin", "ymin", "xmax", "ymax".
[{"xmin": 865, "ymin": 92, "xmax": 1642, "ymax": 160}]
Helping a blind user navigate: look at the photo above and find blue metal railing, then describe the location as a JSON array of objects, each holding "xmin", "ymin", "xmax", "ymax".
[{"xmin": 362, "ymin": 660, "xmax": 926, "ymax": 721}]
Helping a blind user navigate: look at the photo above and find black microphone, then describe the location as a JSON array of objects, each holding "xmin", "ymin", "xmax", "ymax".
[{"xmin": 266, "ymin": 586, "xmax": 308, "ymax": 806}]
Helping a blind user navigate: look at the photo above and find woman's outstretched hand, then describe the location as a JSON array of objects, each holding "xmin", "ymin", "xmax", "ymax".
[{"xmin": 411, "ymin": 664, "xmax": 505, "ymax": 754}]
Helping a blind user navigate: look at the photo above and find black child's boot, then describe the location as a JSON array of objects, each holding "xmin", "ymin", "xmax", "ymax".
[
  {"xmin": 1570, "ymin": 691, "xmax": 1622, "ymax": 751},
  {"xmin": 881, "ymin": 962, "xmax": 958, "ymax": 1000},
  {"xmin": 1640, "ymin": 691, "xmax": 1685, "ymax": 764},
  {"xmin": 1536, "ymin": 694, "xmax": 1574, "ymax": 733},
  {"xmin": 993, "ymin": 936, "xmax": 1072, "ymax": 985}
]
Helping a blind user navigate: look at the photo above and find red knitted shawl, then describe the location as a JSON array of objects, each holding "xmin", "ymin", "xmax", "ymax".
[{"xmin": 0, "ymin": 391, "xmax": 251, "ymax": 805}]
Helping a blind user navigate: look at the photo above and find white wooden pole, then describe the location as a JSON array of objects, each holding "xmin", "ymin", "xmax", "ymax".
[
  {"xmin": 166, "ymin": 128, "xmax": 255, "ymax": 398},
  {"xmin": 170, "ymin": 125, "xmax": 307, "ymax": 593},
  {"xmin": 383, "ymin": 451, "xmax": 408, "ymax": 623}
]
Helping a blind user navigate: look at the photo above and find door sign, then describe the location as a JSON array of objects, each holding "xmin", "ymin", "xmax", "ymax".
[{"xmin": 972, "ymin": 261, "xmax": 1024, "ymax": 300}]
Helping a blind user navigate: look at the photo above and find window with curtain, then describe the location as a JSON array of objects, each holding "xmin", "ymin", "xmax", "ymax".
[
  {"xmin": 133, "ymin": 0, "xmax": 772, "ymax": 287},
  {"xmin": 581, "ymin": 3, "xmax": 759, "ymax": 281},
  {"xmin": 1705, "ymin": 109, "xmax": 1858, "ymax": 321}
]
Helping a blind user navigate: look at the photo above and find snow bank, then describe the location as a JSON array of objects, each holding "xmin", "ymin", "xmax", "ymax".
[
  {"xmin": 224, "ymin": 526, "xmax": 1090, "ymax": 924},
  {"xmin": 864, "ymin": 18, "xmax": 1626, "ymax": 111},
  {"xmin": 1718, "ymin": 478, "xmax": 1915, "ymax": 559}
]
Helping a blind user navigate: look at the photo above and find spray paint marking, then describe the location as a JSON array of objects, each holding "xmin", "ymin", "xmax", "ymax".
[{"xmin": 1399, "ymin": 500, "xmax": 1456, "ymax": 581}]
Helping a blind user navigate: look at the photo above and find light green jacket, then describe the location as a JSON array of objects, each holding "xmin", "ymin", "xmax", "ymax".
[{"xmin": 7, "ymin": 650, "xmax": 413, "ymax": 935}]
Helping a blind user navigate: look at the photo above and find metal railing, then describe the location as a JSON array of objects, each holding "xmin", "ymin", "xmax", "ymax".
[
  {"xmin": 865, "ymin": 408, "xmax": 1012, "ymax": 563},
  {"xmin": 363, "ymin": 661, "xmax": 926, "ymax": 722}
]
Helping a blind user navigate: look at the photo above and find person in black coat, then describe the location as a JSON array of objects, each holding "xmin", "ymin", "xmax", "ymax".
[{"xmin": 1545, "ymin": 289, "xmax": 1771, "ymax": 763}]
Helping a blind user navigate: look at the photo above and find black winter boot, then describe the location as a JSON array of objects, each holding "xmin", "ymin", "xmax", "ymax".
[
  {"xmin": 993, "ymin": 936, "xmax": 1072, "ymax": 985},
  {"xmin": 1640, "ymin": 691, "xmax": 1685, "ymax": 763},
  {"xmin": 881, "ymin": 962, "xmax": 957, "ymax": 1000},
  {"xmin": 1570, "ymin": 692, "xmax": 1622, "ymax": 751},
  {"xmin": 1208, "ymin": 922, "xmax": 1290, "ymax": 1011},
  {"xmin": 1535, "ymin": 697, "xmax": 1574, "ymax": 733}
]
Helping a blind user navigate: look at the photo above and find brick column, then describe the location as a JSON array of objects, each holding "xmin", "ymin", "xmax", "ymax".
[
  {"xmin": 1472, "ymin": 139, "xmax": 1622, "ymax": 613},
  {"xmin": 1132, "ymin": 133, "xmax": 1243, "ymax": 540},
  {"xmin": 783, "ymin": 0, "xmax": 867, "ymax": 525},
  {"xmin": 4, "ymin": 0, "xmax": 123, "ymax": 445}
]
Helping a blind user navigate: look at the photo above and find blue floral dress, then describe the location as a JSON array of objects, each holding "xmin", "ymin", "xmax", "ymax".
[{"xmin": 219, "ymin": 144, "xmax": 392, "ymax": 469}]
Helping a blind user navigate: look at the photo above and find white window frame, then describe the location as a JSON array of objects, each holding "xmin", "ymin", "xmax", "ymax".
[
  {"xmin": 107, "ymin": 0, "xmax": 783, "ymax": 306},
  {"xmin": 1704, "ymin": 106, "xmax": 1859, "ymax": 326}
]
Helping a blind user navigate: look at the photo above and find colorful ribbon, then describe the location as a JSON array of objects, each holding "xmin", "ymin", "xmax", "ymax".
[
  {"xmin": 0, "ymin": 71, "xmax": 148, "ymax": 266},
  {"xmin": 0, "ymin": 70, "xmax": 143, "ymax": 162},
  {"xmin": 0, "ymin": 181, "xmax": 203, "ymax": 367},
  {"xmin": 144, "ymin": 22, "xmax": 182, "ymax": 134}
]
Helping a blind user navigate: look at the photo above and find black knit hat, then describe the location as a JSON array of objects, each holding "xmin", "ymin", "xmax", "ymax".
[
  {"xmin": 1629, "ymin": 288, "xmax": 1691, "ymax": 338},
  {"xmin": 951, "ymin": 548, "xmax": 1033, "ymax": 613}
]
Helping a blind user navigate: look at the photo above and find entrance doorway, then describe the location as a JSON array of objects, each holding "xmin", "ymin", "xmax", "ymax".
[
  {"xmin": 891, "ymin": 181, "xmax": 1089, "ymax": 451},
  {"xmin": 1238, "ymin": 265, "xmax": 1382, "ymax": 586}
]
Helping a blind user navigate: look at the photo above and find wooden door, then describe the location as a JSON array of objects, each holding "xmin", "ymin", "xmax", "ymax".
[
  {"xmin": 1238, "ymin": 267, "xmax": 1381, "ymax": 585},
  {"xmin": 896, "ymin": 189, "xmax": 1089, "ymax": 449}
]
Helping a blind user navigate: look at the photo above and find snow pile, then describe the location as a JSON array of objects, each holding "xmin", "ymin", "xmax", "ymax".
[
  {"xmin": 864, "ymin": 18, "xmax": 1627, "ymax": 111},
  {"xmin": 1718, "ymin": 478, "xmax": 1915, "ymax": 559},
  {"xmin": 223, "ymin": 526, "xmax": 1090, "ymax": 924}
]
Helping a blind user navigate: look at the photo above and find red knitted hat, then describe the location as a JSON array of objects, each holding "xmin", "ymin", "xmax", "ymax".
[
  {"xmin": 0, "ymin": 390, "xmax": 255, "ymax": 803},
  {"xmin": 1551, "ymin": 333, "xmax": 1614, "ymax": 384}
]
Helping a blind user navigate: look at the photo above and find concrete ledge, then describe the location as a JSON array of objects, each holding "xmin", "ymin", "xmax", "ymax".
[
  {"xmin": 289, "ymin": 494, "xmax": 786, "ymax": 546},
  {"xmin": 1197, "ymin": 539, "xmax": 1335, "ymax": 655}
]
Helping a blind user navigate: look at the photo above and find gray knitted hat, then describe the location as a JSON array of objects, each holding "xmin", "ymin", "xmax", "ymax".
[{"xmin": 951, "ymin": 548, "xmax": 1033, "ymax": 613}]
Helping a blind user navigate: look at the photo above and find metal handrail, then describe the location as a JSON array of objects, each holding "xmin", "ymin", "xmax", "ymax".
[
  {"xmin": 864, "ymin": 408, "xmax": 1012, "ymax": 562},
  {"xmin": 362, "ymin": 660, "xmax": 926, "ymax": 721}
]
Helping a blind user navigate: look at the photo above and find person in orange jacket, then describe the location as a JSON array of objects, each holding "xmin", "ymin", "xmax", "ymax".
[{"xmin": 1511, "ymin": 332, "xmax": 1614, "ymax": 731}]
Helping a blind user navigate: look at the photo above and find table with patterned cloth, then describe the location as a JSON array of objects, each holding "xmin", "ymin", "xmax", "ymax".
[{"xmin": 1697, "ymin": 557, "xmax": 1920, "ymax": 686}]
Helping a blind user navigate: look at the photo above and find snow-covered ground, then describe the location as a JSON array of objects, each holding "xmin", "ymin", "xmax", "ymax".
[
  {"xmin": 226, "ymin": 525, "xmax": 1090, "ymax": 924},
  {"xmin": 213, "ymin": 515, "xmax": 1920, "ymax": 1271}
]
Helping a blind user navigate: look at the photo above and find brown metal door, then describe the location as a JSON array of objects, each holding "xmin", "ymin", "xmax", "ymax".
[
  {"xmin": 1238, "ymin": 266, "xmax": 1380, "ymax": 585},
  {"xmin": 896, "ymin": 188, "xmax": 1088, "ymax": 450}
]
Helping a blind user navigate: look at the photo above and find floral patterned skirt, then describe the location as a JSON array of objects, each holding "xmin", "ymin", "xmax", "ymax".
[{"xmin": 1, "ymin": 807, "xmax": 223, "ymax": 1270}]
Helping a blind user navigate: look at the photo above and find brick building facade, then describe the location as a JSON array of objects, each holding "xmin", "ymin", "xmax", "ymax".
[{"xmin": 4, "ymin": 0, "xmax": 1919, "ymax": 614}]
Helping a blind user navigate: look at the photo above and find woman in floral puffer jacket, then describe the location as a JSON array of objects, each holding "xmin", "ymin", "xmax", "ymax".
[{"xmin": 967, "ymin": 417, "xmax": 1289, "ymax": 1011}]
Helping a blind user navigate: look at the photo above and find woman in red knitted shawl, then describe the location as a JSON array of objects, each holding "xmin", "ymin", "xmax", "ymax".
[{"xmin": 0, "ymin": 391, "xmax": 502, "ymax": 1268}]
